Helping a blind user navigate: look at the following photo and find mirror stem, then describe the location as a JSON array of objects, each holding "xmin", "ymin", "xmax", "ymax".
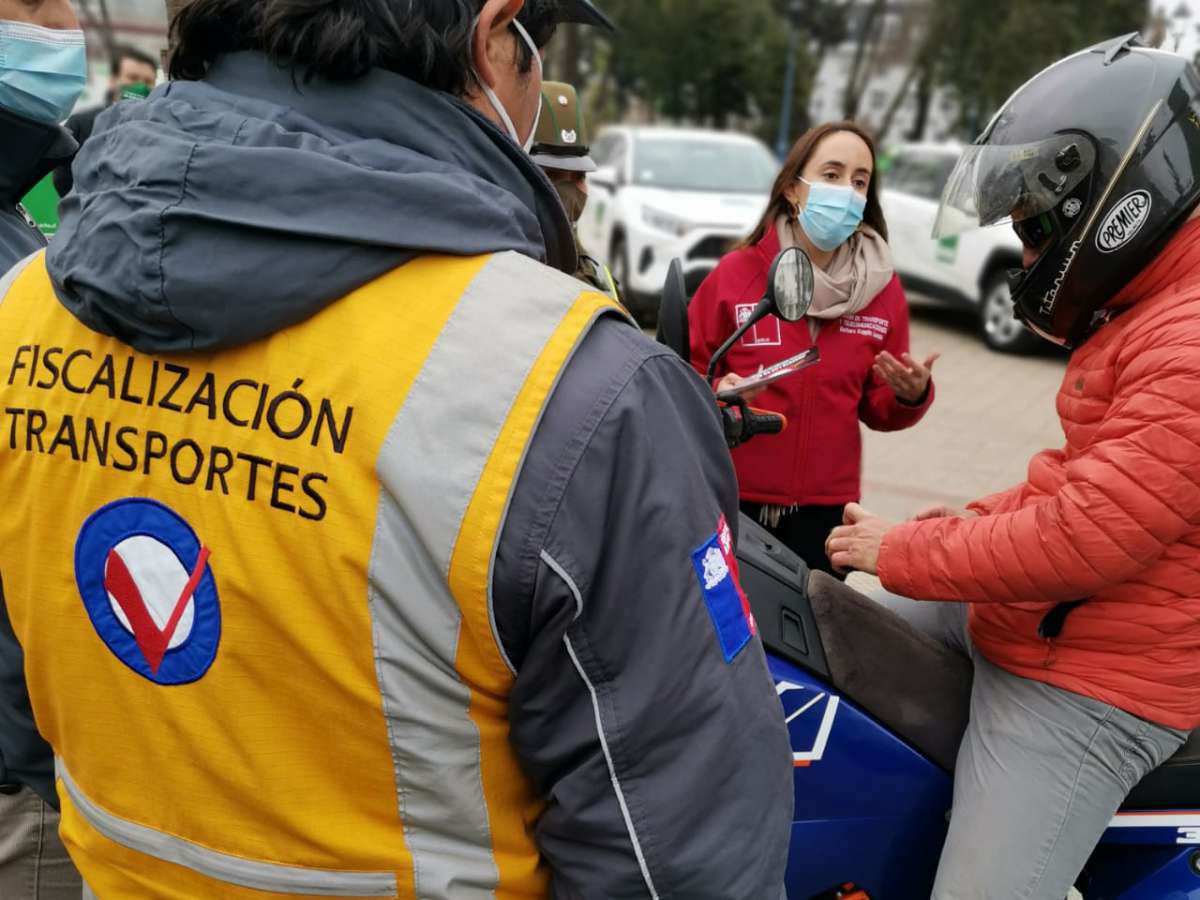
[{"xmin": 706, "ymin": 298, "xmax": 772, "ymax": 383}]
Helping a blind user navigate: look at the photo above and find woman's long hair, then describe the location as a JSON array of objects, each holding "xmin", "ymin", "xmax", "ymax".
[{"xmin": 739, "ymin": 121, "xmax": 889, "ymax": 249}]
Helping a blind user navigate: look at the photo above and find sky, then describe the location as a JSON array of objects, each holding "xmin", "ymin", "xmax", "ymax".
[{"xmin": 1163, "ymin": 0, "xmax": 1200, "ymax": 59}]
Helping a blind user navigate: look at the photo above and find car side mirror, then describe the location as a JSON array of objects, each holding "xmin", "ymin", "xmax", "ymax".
[
  {"xmin": 706, "ymin": 248, "xmax": 815, "ymax": 382},
  {"xmin": 591, "ymin": 165, "xmax": 618, "ymax": 192}
]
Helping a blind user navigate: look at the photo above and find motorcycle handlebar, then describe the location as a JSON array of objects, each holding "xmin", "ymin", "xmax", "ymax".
[{"xmin": 718, "ymin": 394, "xmax": 787, "ymax": 448}]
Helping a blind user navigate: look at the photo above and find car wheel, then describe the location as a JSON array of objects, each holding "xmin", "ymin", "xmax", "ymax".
[{"xmin": 979, "ymin": 271, "xmax": 1038, "ymax": 354}]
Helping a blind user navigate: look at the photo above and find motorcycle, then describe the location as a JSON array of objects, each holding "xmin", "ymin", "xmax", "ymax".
[{"xmin": 658, "ymin": 251, "xmax": 1200, "ymax": 899}]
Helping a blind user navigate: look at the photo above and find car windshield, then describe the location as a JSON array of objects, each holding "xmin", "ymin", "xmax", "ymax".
[{"xmin": 632, "ymin": 138, "xmax": 778, "ymax": 193}]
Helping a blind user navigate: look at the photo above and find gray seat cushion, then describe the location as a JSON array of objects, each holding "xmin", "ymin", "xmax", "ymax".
[{"xmin": 807, "ymin": 572, "xmax": 973, "ymax": 771}]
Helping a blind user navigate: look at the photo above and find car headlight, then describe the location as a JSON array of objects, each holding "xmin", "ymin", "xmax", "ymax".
[{"xmin": 642, "ymin": 206, "xmax": 692, "ymax": 238}]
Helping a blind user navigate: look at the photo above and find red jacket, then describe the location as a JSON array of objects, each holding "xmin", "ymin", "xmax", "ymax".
[
  {"xmin": 879, "ymin": 219, "xmax": 1200, "ymax": 730},
  {"xmin": 689, "ymin": 228, "xmax": 934, "ymax": 506}
]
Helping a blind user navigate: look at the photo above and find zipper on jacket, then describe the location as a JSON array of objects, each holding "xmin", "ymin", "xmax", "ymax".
[
  {"xmin": 1042, "ymin": 637, "xmax": 1057, "ymax": 668},
  {"xmin": 792, "ymin": 323, "xmax": 821, "ymax": 500},
  {"xmin": 1037, "ymin": 599, "xmax": 1088, "ymax": 668}
]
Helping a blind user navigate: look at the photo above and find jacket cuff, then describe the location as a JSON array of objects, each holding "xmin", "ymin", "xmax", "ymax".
[
  {"xmin": 878, "ymin": 521, "xmax": 920, "ymax": 597},
  {"xmin": 896, "ymin": 379, "xmax": 935, "ymax": 410}
]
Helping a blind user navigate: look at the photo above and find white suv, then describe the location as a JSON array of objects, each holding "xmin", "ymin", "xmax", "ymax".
[
  {"xmin": 578, "ymin": 126, "xmax": 776, "ymax": 324},
  {"xmin": 879, "ymin": 143, "xmax": 1036, "ymax": 353}
]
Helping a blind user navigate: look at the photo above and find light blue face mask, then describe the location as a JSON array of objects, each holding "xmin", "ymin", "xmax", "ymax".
[
  {"xmin": 0, "ymin": 20, "xmax": 87, "ymax": 126},
  {"xmin": 797, "ymin": 178, "xmax": 867, "ymax": 252}
]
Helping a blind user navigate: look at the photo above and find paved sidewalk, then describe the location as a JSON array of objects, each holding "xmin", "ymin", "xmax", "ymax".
[{"xmin": 860, "ymin": 301, "xmax": 1066, "ymax": 523}]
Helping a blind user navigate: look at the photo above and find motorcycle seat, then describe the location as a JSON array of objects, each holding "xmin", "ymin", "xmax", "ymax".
[
  {"xmin": 1123, "ymin": 729, "xmax": 1200, "ymax": 810},
  {"xmin": 803, "ymin": 570, "xmax": 1200, "ymax": 807},
  {"xmin": 806, "ymin": 572, "xmax": 973, "ymax": 772}
]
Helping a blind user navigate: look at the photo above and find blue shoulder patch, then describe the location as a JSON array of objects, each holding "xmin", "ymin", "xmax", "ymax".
[{"xmin": 691, "ymin": 518, "xmax": 753, "ymax": 664}]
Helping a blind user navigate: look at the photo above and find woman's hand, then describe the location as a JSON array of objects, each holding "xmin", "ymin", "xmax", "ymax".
[
  {"xmin": 826, "ymin": 503, "xmax": 892, "ymax": 575},
  {"xmin": 715, "ymin": 372, "xmax": 765, "ymax": 403},
  {"xmin": 875, "ymin": 351, "xmax": 939, "ymax": 404}
]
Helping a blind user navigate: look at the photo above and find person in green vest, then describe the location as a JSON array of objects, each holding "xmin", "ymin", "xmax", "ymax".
[{"xmin": 531, "ymin": 80, "xmax": 621, "ymax": 301}]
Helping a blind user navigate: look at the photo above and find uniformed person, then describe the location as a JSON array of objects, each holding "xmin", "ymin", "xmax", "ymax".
[
  {"xmin": 0, "ymin": 0, "xmax": 86, "ymax": 895},
  {"xmin": 0, "ymin": 1, "xmax": 793, "ymax": 897},
  {"xmin": 531, "ymin": 80, "xmax": 621, "ymax": 300}
]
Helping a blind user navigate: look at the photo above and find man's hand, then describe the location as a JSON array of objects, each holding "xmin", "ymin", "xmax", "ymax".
[
  {"xmin": 875, "ymin": 351, "xmax": 939, "ymax": 404},
  {"xmin": 912, "ymin": 504, "xmax": 980, "ymax": 521},
  {"xmin": 825, "ymin": 503, "xmax": 892, "ymax": 575},
  {"xmin": 715, "ymin": 372, "xmax": 765, "ymax": 403}
]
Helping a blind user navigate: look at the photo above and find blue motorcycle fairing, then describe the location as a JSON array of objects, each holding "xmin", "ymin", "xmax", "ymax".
[
  {"xmin": 769, "ymin": 653, "xmax": 1200, "ymax": 899},
  {"xmin": 769, "ymin": 655, "xmax": 951, "ymax": 897}
]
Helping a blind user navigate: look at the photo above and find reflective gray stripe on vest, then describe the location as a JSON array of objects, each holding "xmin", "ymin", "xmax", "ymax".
[
  {"xmin": 369, "ymin": 252, "xmax": 601, "ymax": 899},
  {"xmin": 56, "ymin": 759, "xmax": 398, "ymax": 897},
  {"xmin": 0, "ymin": 251, "xmax": 40, "ymax": 306}
]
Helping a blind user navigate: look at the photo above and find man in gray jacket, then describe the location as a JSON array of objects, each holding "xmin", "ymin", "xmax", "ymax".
[
  {"xmin": 0, "ymin": 0, "xmax": 84, "ymax": 896},
  {"xmin": 3, "ymin": 0, "xmax": 794, "ymax": 896}
]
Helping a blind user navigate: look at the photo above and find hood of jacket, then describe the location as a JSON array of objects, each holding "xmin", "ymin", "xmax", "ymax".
[{"xmin": 47, "ymin": 52, "xmax": 576, "ymax": 353}]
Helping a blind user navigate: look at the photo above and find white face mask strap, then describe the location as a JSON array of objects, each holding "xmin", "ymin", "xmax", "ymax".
[{"xmin": 474, "ymin": 16, "xmax": 542, "ymax": 153}]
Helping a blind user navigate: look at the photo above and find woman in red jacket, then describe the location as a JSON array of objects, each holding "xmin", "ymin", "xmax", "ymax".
[{"xmin": 689, "ymin": 122, "xmax": 937, "ymax": 576}]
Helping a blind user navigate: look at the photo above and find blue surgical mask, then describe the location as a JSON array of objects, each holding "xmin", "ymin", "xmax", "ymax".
[
  {"xmin": 797, "ymin": 178, "xmax": 867, "ymax": 252},
  {"xmin": 0, "ymin": 21, "xmax": 87, "ymax": 126}
]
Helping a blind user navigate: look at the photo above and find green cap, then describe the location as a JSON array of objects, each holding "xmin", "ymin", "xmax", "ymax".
[{"xmin": 531, "ymin": 81, "xmax": 596, "ymax": 173}]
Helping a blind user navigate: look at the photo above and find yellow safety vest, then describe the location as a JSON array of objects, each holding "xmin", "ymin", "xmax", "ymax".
[{"xmin": 0, "ymin": 251, "xmax": 620, "ymax": 899}]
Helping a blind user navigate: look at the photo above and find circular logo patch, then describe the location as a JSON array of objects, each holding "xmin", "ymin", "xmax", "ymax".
[
  {"xmin": 1096, "ymin": 189, "xmax": 1152, "ymax": 254},
  {"xmin": 74, "ymin": 498, "xmax": 220, "ymax": 685}
]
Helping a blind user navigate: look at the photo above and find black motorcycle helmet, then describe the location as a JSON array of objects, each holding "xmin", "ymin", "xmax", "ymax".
[{"xmin": 934, "ymin": 34, "xmax": 1200, "ymax": 349}]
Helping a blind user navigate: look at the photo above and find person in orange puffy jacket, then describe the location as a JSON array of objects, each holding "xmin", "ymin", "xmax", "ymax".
[{"xmin": 828, "ymin": 36, "xmax": 1200, "ymax": 900}]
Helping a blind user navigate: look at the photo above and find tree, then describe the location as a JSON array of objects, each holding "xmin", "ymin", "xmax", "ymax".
[
  {"xmin": 597, "ymin": 0, "xmax": 816, "ymax": 143},
  {"xmin": 75, "ymin": 0, "xmax": 117, "ymax": 59},
  {"xmin": 931, "ymin": 0, "xmax": 1149, "ymax": 137},
  {"xmin": 841, "ymin": 0, "xmax": 888, "ymax": 119}
]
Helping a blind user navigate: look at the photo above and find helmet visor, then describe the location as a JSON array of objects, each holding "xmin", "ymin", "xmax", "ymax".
[{"xmin": 933, "ymin": 136, "xmax": 1095, "ymax": 238}]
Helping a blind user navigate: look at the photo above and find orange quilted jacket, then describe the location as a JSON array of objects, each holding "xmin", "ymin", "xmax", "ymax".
[{"xmin": 879, "ymin": 218, "xmax": 1200, "ymax": 729}]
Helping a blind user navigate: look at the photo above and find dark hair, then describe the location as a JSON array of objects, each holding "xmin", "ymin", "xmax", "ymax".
[
  {"xmin": 740, "ymin": 121, "xmax": 888, "ymax": 249},
  {"xmin": 110, "ymin": 44, "xmax": 158, "ymax": 77},
  {"xmin": 169, "ymin": 0, "xmax": 558, "ymax": 92}
]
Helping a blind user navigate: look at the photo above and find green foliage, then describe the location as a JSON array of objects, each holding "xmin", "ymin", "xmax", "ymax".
[
  {"xmin": 587, "ymin": 0, "xmax": 1146, "ymax": 145},
  {"xmin": 598, "ymin": 0, "xmax": 813, "ymax": 140},
  {"xmin": 932, "ymin": 0, "xmax": 1149, "ymax": 135}
]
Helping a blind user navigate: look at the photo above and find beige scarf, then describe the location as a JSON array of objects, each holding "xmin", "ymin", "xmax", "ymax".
[
  {"xmin": 757, "ymin": 218, "xmax": 897, "ymax": 527},
  {"xmin": 776, "ymin": 216, "xmax": 895, "ymax": 340}
]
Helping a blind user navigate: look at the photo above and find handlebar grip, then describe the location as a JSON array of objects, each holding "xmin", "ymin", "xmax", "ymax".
[
  {"xmin": 745, "ymin": 408, "xmax": 787, "ymax": 436},
  {"xmin": 718, "ymin": 397, "xmax": 787, "ymax": 448}
]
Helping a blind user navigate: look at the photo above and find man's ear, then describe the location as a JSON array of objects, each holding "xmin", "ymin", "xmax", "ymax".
[{"xmin": 473, "ymin": 0, "xmax": 526, "ymax": 90}]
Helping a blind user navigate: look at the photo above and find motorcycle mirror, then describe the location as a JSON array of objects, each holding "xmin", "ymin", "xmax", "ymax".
[
  {"xmin": 706, "ymin": 248, "xmax": 815, "ymax": 383},
  {"xmin": 768, "ymin": 247, "xmax": 815, "ymax": 322},
  {"xmin": 590, "ymin": 165, "xmax": 619, "ymax": 192},
  {"xmin": 656, "ymin": 258, "xmax": 691, "ymax": 364}
]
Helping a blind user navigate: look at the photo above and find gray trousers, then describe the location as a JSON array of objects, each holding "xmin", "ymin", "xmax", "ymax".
[
  {"xmin": 875, "ymin": 593, "xmax": 1188, "ymax": 900},
  {"xmin": 0, "ymin": 786, "xmax": 82, "ymax": 899}
]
